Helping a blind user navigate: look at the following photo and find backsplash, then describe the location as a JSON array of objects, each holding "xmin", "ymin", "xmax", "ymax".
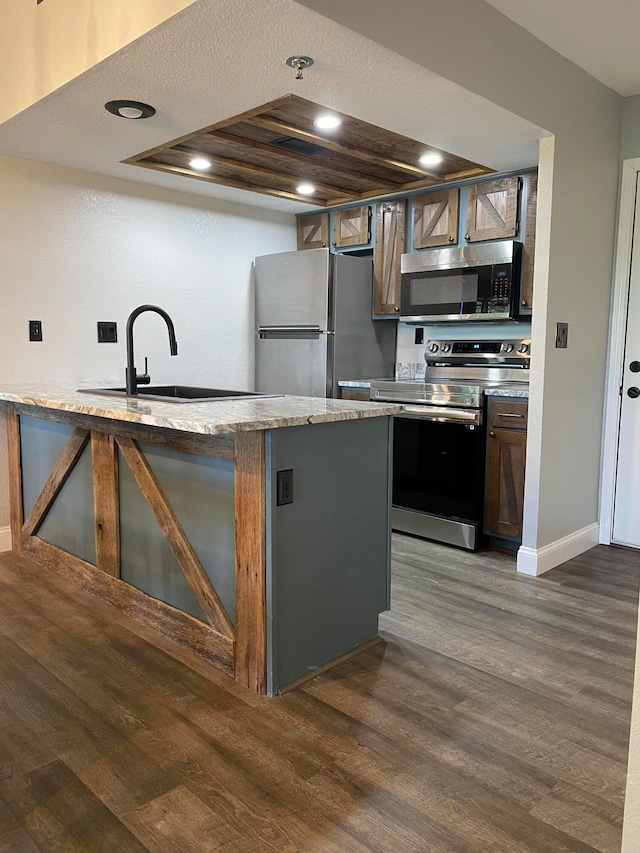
[{"xmin": 395, "ymin": 321, "xmax": 532, "ymax": 380}]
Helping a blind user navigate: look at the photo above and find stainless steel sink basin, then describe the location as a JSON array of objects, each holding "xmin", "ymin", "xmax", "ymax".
[{"xmin": 78, "ymin": 385, "xmax": 283, "ymax": 403}]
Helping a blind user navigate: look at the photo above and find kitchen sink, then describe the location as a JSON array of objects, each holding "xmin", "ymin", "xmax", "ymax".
[{"xmin": 78, "ymin": 385, "xmax": 283, "ymax": 403}]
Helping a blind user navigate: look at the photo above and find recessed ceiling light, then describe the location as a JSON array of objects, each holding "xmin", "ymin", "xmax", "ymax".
[
  {"xmin": 419, "ymin": 152, "xmax": 443, "ymax": 167},
  {"xmin": 296, "ymin": 183, "xmax": 316, "ymax": 196},
  {"xmin": 314, "ymin": 114, "xmax": 342, "ymax": 131},
  {"xmin": 189, "ymin": 157, "xmax": 212, "ymax": 171},
  {"xmin": 104, "ymin": 100, "xmax": 156, "ymax": 120}
]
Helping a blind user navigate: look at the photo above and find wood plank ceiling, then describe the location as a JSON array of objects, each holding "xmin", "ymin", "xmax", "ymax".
[{"xmin": 125, "ymin": 95, "xmax": 495, "ymax": 207}]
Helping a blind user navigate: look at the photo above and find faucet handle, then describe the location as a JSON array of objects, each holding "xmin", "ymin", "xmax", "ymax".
[{"xmin": 137, "ymin": 357, "xmax": 151, "ymax": 386}]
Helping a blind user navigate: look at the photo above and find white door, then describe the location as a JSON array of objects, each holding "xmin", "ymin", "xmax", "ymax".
[{"xmin": 613, "ymin": 180, "xmax": 640, "ymax": 546}]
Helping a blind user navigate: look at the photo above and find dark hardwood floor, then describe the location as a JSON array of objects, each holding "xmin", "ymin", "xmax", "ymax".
[{"xmin": 0, "ymin": 537, "xmax": 637, "ymax": 852}]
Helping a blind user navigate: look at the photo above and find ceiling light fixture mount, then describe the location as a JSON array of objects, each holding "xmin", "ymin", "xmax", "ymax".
[
  {"xmin": 189, "ymin": 157, "xmax": 212, "ymax": 171},
  {"xmin": 419, "ymin": 152, "xmax": 443, "ymax": 167},
  {"xmin": 105, "ymin": 100, "xmax": 156, "ymax": 120},
  {"xmin": 296, "ymin": 183, "xmax": 316, "ymax": 196},
  {"xmin": 314, "ymin": 114, "xmax": 342, "ymax": 131},
  {"xmin": 286, "ymin": 56, "xmax": 314, "ymax": 81}
]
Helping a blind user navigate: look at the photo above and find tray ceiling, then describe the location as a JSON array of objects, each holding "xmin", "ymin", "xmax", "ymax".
[{"xmin": 125, "ymin": 94, "xmax": 494, "ymax": 207}]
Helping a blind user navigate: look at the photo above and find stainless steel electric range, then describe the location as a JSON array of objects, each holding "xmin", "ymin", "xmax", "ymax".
[{"xmin": 370, "ymin": 337, "xmax": 530, "ymax": 551}]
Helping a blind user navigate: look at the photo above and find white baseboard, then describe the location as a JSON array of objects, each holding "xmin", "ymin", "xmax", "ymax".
[
  {"xmin": 517, "ymin": 522, "xmax": 600, "ymax": 576},
  {"xmin": 0, "ymin": 526, "xmax": 12, "ymax": 553}
]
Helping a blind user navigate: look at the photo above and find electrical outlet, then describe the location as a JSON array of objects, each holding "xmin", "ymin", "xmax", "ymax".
[
  {"xmin": 414, "ymin": 327, "xmax": 424, "ymax": 345},
  {"xmin": 29, "ymin": 320, "xmax": 42, "ymax": 342},
  {"xmin": 97, "ymin": 321, "xmax": 118, "ymax": 343},
  {"xmin": 555, "ymin": 322, "xmax": 569, "ymax": 349},
  {"xmin": 277, "ymin": 469, "xmax": 294, "ymax": 506}
]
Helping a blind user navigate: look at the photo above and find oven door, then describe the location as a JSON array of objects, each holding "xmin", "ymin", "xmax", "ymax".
[{"xmin": 392, "ymin": 407, "xmax": 486, "ymax": 550}]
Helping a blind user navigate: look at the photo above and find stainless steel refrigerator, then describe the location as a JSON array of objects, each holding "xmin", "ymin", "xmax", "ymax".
[{"xmin": 254, "ymin": 249, "xmax": 396, "ymax": 397}]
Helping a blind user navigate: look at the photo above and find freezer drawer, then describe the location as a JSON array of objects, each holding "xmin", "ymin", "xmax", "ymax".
[{"xmin": 255, "ymin": 331, "xmax": 331, "ymax": 397}]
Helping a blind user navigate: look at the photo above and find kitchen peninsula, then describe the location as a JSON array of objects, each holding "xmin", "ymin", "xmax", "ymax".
[{"xmin": 0, "ymin": 387, "xmax": 400, "ymax": 696}]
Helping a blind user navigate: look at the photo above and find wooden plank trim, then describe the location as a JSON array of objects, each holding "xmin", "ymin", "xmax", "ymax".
[
  {"xmin": 129, "ymin": 160, "xmax": 327, "ymax": 207},
  {"xmin": 22, "ymin": 536, "xmax": 234, "ymax": 674},
  {"xmin": 246, "ymin": 116, "xmax": 441, "ymax": 180},
  {"xmin": 123, "ymin": 94, "xmax": 295, "ymax": 164},
  {"xmin": 521, "ymin": 173, "xmax": 538, "ymax": 310},
  {"xmin": 116, "ymin": 437, "xmax": 234, "ymax": 640},
  {"xmin": 5, "ymin": 404, "xmax": 23, "ymax": 553},
  {"xmin": 278, "ymin": 637, "xmax": 384, "ymax": 694},
  {"xmin": 22, "ymin": 428, "xmax": 90, "ymax": 538},
  {"xmin": 234, "ymin": 431, "xmax": 267, "ymax": 695},
  {"xmin": 171, "ymin": 146, "xmax": 353, "ymax": 200},
  {"xmin": 13, "ymin": 405, "xmax": 234, "ymax": 461},
  {"xmin": 211, "ymin": 130, "xmax": 389, "ymax": 188},
  {"xmin": 91, "ymin": 432, "xmax": 120, "ymax": 578}
]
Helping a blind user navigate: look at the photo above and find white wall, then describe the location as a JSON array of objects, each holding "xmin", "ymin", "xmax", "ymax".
[
  {"xmin": 622, "ymin": 95, "xmax": 640, "ymax": 160},
  {"xmin": 293, "ymin": 0, "xmax": 622, "ymax": 557},
  {"xmin": 0, "ymin": 155, "xmax": 296, "ymax": 528},
  {"xmin": 0, "ymin": 0, "xmax": 198, "ymax": 125},
  {"xmin": 616, "ymin": 98, "xmax": 640, "ymax": 853}
]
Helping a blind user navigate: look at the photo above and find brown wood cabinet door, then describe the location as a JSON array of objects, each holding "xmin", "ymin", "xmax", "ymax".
[
  {"xmin": 340, "ymin": 389, "xmax": 371, "ymax": 401},
  {"xmin": 413, "ymin": 188, "xmax": 459, "ymax": 249},
  {"xmin": 333, "ymin": 205, "xmax": 371, "ymax": 248},
  {"xmin": 466, "ymin": 176, "xmax": 520, "ymax": 242},
  {"xmin": 485, "ymin": 428, "xmax": 527, "ymax": 539},
  {"xmin": 520, "ymin": 173, "xmax": 537, "ymax": 311},
  {"xmin": 373, "ymin": 200, "xmax": 406, "ymax": 315},
  {"xmin": 297, "ymin": 213, "xmax": 329, "ymax": 250}
]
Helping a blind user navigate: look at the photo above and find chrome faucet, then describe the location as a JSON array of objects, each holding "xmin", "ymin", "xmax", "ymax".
[{"xmin": 125, "ymin": 305, "xmax": 178, "ymax": 395}]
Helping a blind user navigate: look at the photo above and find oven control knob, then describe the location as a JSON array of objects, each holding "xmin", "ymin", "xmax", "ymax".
[
  {"xmin": 441, "ymin": 343, "xmax": 451, "ymax": 353},
  {"xmin": 428, "ymin": 343, "xmax": 439, "ymax": 353},
  {"xmin": 518, "ymin": 343, "xmax": 530, "ymax": 354},
  {"xmin": 504, "ymin": 343, "xmax": 515, "ymax": 354}
]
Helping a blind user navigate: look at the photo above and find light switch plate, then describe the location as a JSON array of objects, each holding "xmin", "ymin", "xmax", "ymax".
[{"xmin": 555, "ymin": 322, "xmax": 568, "ymax": 349}]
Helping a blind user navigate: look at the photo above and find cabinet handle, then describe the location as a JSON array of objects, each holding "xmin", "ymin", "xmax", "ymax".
[
  {"xmin": 489, "ymin": 431, "xmax": 495, "ymax": 437},
  {"xmin": 499, "ymin": 412, "xmax": 525, "ymax": 419},
  {"xmin": 448, "ymin": 235, "xmax": 455, "ymax": 243},
  {"xmin": 521, "ymin": 299, "xmax": 528, "ymax": 307},
  {"xmin": 465, "ymin": 233, "xmax": 471, "ymax": 241}
]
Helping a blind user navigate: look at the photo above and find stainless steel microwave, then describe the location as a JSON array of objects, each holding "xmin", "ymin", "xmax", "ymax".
[{"xmin": 400, "ymin": 240, "xmax": 523, "ymax": 323}]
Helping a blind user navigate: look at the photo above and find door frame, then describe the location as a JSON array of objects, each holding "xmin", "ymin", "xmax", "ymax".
[{"xmin": 600, "ymin": 157, "xmax": 640, "ymax": 545}]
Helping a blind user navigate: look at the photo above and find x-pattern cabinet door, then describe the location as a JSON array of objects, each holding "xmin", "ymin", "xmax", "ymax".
[
  {"xmin": 413, "ymin": 188, "xmax": 459, "ymax": 249},
  {"xmin": 466, "ymin": 176, "xmax": 520, "ymax": 242},
  {"xmin": 297, "ymin": 213, "xmax": 329, "ymax": 250},
  {"xmin": 373, "ymin": 200, "xmax": 406, "ymax": 315},
  {"xmin": 333, "ymin": 205, "xmax": 371, "ymax": 248}
]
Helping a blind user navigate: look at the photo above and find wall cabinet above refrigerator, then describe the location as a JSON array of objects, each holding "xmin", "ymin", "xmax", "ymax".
[{"xmin": 295, "ymin": 169, "xmax": 538, "ymax": 320}]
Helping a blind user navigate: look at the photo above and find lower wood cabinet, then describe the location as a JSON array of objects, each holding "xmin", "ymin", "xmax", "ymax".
[
  {"xmin": 340, "ymin": 388, "xmax": 371, "ymax": 401},
  {"xmin": 485, "ymin": 399, "xmax": 528, "ymax": 541}
]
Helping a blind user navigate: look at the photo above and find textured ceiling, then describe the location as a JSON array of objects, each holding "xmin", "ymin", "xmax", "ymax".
[
  {"xmin": 0, "ymin": 0, "xmax": 547, "ymax": 213},
  {"xmin": 484, "ymin": 0, "xmax": 640, "ymax": 96}
]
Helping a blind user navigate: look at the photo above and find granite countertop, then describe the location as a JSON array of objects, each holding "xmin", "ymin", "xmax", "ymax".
[
  {"xmin": 484, "ymin": 384, "xmax": 529, "ymax": 398},
  {"xmin": 338, "ymin": 379, "xmax": 375, "ymax": 388},
  {"xmin": 339, "ymin": 377, "xmax": 529, "ymax": 398},
  {"xmin": 0, "ymin": 386, "xmax": 403, "ymax": 436}
]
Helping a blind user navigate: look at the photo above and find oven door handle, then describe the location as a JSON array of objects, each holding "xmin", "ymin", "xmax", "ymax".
[{"xmin": 399, "ymin": 405, "xmax": 483, "ymax": 425}]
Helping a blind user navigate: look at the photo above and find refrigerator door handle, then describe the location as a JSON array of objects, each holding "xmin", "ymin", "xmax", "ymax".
[{"xmin": 258, "ymin": 326, "xmax": 333, "ymax": 340}]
